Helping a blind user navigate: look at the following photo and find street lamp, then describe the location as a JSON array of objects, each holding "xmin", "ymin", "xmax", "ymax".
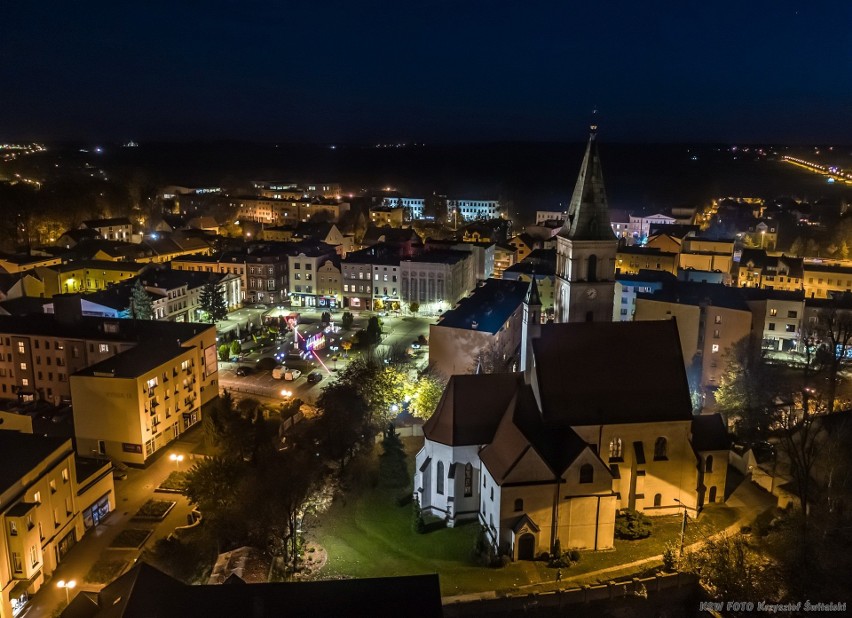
[
  {"xmin": 169, "ymin": 453, "xmax": 184, "ymax": 470},
  {"xmin": 57, "ymin": 579, "xmax": 76, "ymax": 604},
  {"xmin": 673, "ymin": 498, "xmax": 688, "ymax": 557},
  {"xmin": 280, "ymin": 389, "xmax": 292, "ymax": 397}
]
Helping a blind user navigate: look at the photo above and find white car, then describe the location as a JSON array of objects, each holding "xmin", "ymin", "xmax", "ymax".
[
  {"xmin": 284, "ymin": 369, "xmax": 302, "ymax": 381},
  {"xmin": 272, "ymin": 365, "xmax": 285, "ymax": 380}
]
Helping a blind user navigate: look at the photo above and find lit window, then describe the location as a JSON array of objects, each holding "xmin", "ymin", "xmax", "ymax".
[
  {"xmin": 711, "ymin": 344, "xmax": 719, "ymax": 353},
  {"xmin": 19, "ymin": 362, "xmax": 27, "ymax": 371},
  {"xmin": 17, "ymin": 342, "xmax": 25, "ymax": 354},
  {"xmin": 99, "ymin": 344, "xmax": 109, "ymax": 353}
]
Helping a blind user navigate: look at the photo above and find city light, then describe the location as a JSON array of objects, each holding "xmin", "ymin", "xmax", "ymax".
[
  {"xmin": 169, "ymin": 453, "xmax": 184, "ymax": 470},
  {"xmin": 57, "ymin": 579, "xmax": 76, "ymax": 604}
]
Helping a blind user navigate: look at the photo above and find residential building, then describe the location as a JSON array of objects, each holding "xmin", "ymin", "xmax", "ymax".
[
  {"xmin": 80, "ymin": 218, "xmax": 133, "ymax": 242},
  {"xmin": 0, "ymin": 313, "xmax": 217, "ymax": 407},
  {"xmin": 743, "ymin": 219, "xmax": 779, "ymax": 251},
  {"xmin": 634, "ymin": 282, "xmax": 753, "ymax": 390},
  {"xmin": 287, "ymin": 243, "xmax": 337, "ymax": 308},
  {"xmin": 424, "ymin": 240, "xmax": 495, "ymax": 281},
  {"xmin": 502, "ymin": 249, "xmax": 557, "ymax": 320},
  {"xmin": 628, "ymin": 212, "xmax": 676, "ymax": 242},
  {"xmin": 616, "ymin": 246, "xmax": 679, "ymax": 276},
  {"xmin": 613, "ymin": 270, "xmax": 677, "ymax": 322},
  {"xmin": 315, "ymin": 259, "xmax": 343, "ymax": 309},
  {"xmin": 70, "ymin": 344, "xmax": 201, "ymax": 464},
  {"xmin": 741, "ymin": 289, "xmax": 805, "ymax": 352},
  {"xmin": 678, "ymin": 237, "xmax": 735, "ymax": 278},
  {"xmin": 341, "ymin": 244, "xmax": 401, "ymax": 311},
  {"xmin": 0, "ymin": 433, "xmax": 115, "ymax": 618},
  {"xmin": 802, "ymin": 262, "xmax": 852, "ymax": 299},
  {"xmin": 381, "ymin": 196, "xmax": 426, "ymax": 220},
  {"xmin": 736, "ymin": 250, "xmax": 804, "ymax": 293},
  {"xmin": 233, "ymin": 196, "xmax": 350, "ymax": 225},
  {"xmin": 447, "ymin": 198, "xmax": 501, "ymax": 222},
  {"xmin": 492, "ymin": 245, "xmax": 516, "ymax": 279},
  {"xmin": 400, "ymin": 250, "xmax": 476, "ymax": 315},
  {"xmin": 0, "ymin": 254, "xmax": 63, "ymax": 276},
  {"xmin": 369, "ymin": 205, "xmax": 405, "ymax": 228},
  {"xmin": 36, "ymin": 261, "xmax": 149, "ymax": 297},
  {"xmin": 534, "ymin": 210, "xmax": 566, "ymax": 225},
  {"xmin": 428, "ymin": 278, "xmax": 528, "ymax": 377}
]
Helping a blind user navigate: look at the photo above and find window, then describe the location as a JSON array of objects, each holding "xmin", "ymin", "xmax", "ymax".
[
  {"xmin": 30, "ymin": 545, "xmax": 38, "ymax": 568},
  {"xmin": 12, "ymin": 552, "xmax": 22, "ymax": 573},
  {"xmin": 654, "ymin": 437, "xmax": 668, "ymax": 460},
  {"xmin": 514, "ymin": 498, "xmax": 524, "ymax": 512},
  {"xmin": 711, "ymin": 344, "xmax": 719, "ymax": 353},
  {"xmin": 714, "ymin": 315, "xmax": 721, "ymax": 324},
  {"xmin": 19, "ymin": 362, "xmax": 27, "ymax": 371},
  {"xmin": 50, "ymin": 479, "xmax": 56, "ymax": 493},
  {"xmin": 490, "ymin": 487, "xmax": 494, "ymax": 501},
  {"xmin": 713, "ymin": 329, "xmax": 720, "ymax": 338},
  {"xmin": 705, "ymin": 455, "xmax": 714, "ymax": 473},
  {"xmin": 785, "ymin": 324, "xmax": 796, "ymax": 333},
  {"xmin": 787, "ymin": 310, "xmax": 797, "ymax": 319},
  {"xmin": 769, "ymin": 309, "xmax": 777, "ymax": 317},
  {"xmin": 579, "ymin": 463, "xmax": 594, "ymax": 484},
  {"xmin": 21, "ymin": 378, "xmax": 29, "ymax": 387},
  {"xmin": 464, "ymin": 463, "xmax": 473, "ymax": 497},
  {"xmin": 17, "ymin": 342, "xmax": 25, "ymax": 354},
  {"xmin": 609, "ymin": 437, "xmax": 623, "ymax": 460},
  {"xmin": 9, "ymin": 520, "xmax": 18, "ymax": 536},
  {"xmin": 32, "ymin": 491, "xmax": 40, "ymax": 504},
  {"xmin": 768, "ymin": 323, "xmax": 776, "ymax": 331},
  {"xmin": 654, "ymin": 493, "xmax": 662, "ymax": 507},
  {"xmin": 62, "ymin": 468, "xmax": 69, "ymax": 483},
  {"xmin": 99, "ymin": 344, "xmax": 109, "ymax": 353},
  {"xmin": 436, "ymin": 461, "xmax": 444, "ymax": 495}
]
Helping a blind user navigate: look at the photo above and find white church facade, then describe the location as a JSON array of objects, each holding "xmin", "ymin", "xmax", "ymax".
[{"xmin": 414, "ymin": 128, "xmax": 730, "ymax": 560}]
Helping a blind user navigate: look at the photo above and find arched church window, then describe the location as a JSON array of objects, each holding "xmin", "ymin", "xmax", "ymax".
[
  {"xmin": 705, "ymin": 455, "xmax": 713, "ymax": 473},
  {"xmin": 587, "ymin": 254, "xmax": 598, "ymax": 282},
  {"xmin": 579, "ymin": 464, "xmax": 594, "ymax": 484},
  {"xmin": 654, "ymin": 437, "xmax": 668, "ymax": 461},
  {"xmin": 437, "ymin": 461, "xmax": 444, "ymax": 495},
  {"xmin": 609, "ymin": 438, "xmax": 623, "ymax": 460},
  {"xmin": 654, "ymin": 493, "xmax": 662, "ymax": 507},
  {"xmin": 464, "ymin": 463, "xmax": 473, "ymax": 497}
]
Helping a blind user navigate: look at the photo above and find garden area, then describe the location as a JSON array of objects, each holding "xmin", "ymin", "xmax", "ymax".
[
  {"xmin": 133, "ymin": 499, "xmax": 176, "ymax": 521},
  {"xmin": 108, "ymin": 528, "xmax": 152, "ymax": 549},
  {"xmin": 85, "ymin": 557, "xmax": 129, "ymax": 584},
  {"xmin": 308, "ymin": 436, "xmax": 743, "ymax": 597}
]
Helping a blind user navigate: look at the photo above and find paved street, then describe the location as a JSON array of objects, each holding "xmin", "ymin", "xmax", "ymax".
[{"xmin": 23, "ymin": 429, "xmax": 204, "ymax": 618}]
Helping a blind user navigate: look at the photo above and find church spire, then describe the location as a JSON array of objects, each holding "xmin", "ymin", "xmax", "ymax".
[
  {"xmin": 560, "ymin": 124, "xmax": 613, "ymax": 241},
  {"xmin": 524, "ymin": 275, "xmax": 541, "ymax": 307}
]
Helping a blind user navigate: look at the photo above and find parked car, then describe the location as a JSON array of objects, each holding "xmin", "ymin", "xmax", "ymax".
[
  {"xmin": 235, "ymin": 367, "xmax": 251, "ymax": 377},
  {"xmin": 307, "ymin": 372, "xmax": 323, "ymax": 384},
  {"xmin": 272, "ymin": 365, "xmax": 286, "ymax": 380},
  {"xmin": 284, "ymin": 369, "xmax": 302, "ymax": 381}
]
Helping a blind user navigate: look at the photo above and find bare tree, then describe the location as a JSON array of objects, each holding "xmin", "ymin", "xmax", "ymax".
[{"xmin": 811, "ymin": 297, "xmax": 852, "ymax": 413}]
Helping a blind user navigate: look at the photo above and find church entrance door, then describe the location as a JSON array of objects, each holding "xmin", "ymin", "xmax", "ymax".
[{"xmin": 518, "ymin": 533, "xmax": 535, "ymax": 560}]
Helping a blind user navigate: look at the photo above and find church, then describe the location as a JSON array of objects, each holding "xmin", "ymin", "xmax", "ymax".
[{"xmin": 414, "ymin": 128, "xmax": 729, "ymax": 560}]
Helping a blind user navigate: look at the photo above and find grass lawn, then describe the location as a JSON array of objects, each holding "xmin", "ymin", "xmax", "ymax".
[
  {"xmin": 109, "ymin": 528, "xmax": 153, "ymax": 549},
  {"xmin": 85, "ymin": 557, "xmax": 128, "ymax": 584},
  {"xmin": 134, "ymin": 499, "xmax": 176, "ymax": 520},
  {"xmin": 311, "ymin": 437, "xmax": 743, "ymax": 597}
]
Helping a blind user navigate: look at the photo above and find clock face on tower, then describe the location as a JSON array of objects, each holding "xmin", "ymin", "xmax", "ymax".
[{"xmin": 585, "ymin": 287, "xmax": 598, "ymax": 300}]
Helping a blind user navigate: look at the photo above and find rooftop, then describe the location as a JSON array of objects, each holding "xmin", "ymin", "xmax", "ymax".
[
  {"xmin": 436, "ymin": 278, "xmax": 528, "ymax": 334},
  {"xmin": 0, "ymin": 433, "xmax": 71, "ymax": 499},
  {"xmin": 0, "ymin": 313, "xmax": 214, "ymax": 344},
  {"xmin": 636, "ymin": 281, "xmax": 751, "ymax": 312},
  {"xmin": 77, "ymin": 344, "xmax": 194, "ymax": 379}
]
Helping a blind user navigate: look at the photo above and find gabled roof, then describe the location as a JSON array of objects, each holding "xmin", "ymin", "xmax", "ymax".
[
  {"xmin": 423, "ymin": 373, "xmax": 522, "ymax": 446},
  {"xmin": 691, "ymin": 414, "xmax": 731, "ymax": 452},
  {"xmin": 559, "ymin": 128, "xmax": 615, "ymax": 241},
  {"xmin": 532, "ymin": 321, "xmax": 693, "ymax": 426}
]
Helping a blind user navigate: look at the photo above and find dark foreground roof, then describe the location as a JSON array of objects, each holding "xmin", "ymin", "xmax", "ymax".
[
  {"xmin": 64, "ymin": 561, "xmax": 443, "ymax": 618},
  {"xmin": 532, "ymin": 320, "xmax": 693, "ymax": 426}
]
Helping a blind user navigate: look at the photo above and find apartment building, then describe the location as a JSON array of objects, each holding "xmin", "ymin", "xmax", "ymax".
[
  {"xmin": 737, "ymin": 250, "xmax": 804, "ymax": 293},
  {"xmin": 287, "ymin": 243, "xmax": 337, "ymax": 308},
  {"xmin": 80, "ymin": 218, "xmax": 133, "ymax": 242},
  {"xmin": 341, "ymin": 244, "xmax": 401, "ymax": 311},
  {"xmin": 616, "ymin": 246, "xmax": 679, "ymax": 276},
  {"xmin": 741, "ymin": 289, "xmax": 805, "ymax": 352},
  {"xmin": 0, "ymin": 434, "xmax": 114, "ymax": 618},
  {"xmin": 36, "ymin": 261, "xmax": 149, "ymax": 297},
  {"xmin": 802, "ymin": 262, "xmax": 852, "ymax": 299},
  {"xmin": 71, "ymin": 345, "xmax": 201, "ymax": 464},
  {"xmin": 0, "ymin": 312, "xmax": 217, "ymax": 407},
  {"xmin": 400, "ymin": 250, "xmax": 475, "ymax": 315},
  {"xmin": 447, "ymin": 198, "xmax": 501, "ymax": 222},
  {"xmin": 234, "ymin": 197, "xmax": 350, "ymax": 225},
  {"xmin": 369, "ymin": 206, "xmax": 405, "ymax": 228}
]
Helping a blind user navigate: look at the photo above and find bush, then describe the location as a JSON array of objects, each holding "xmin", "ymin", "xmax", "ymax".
[
  {"xmin": 218, "ymin": 344, "xmax": 230, "ymax": 361},
  {"xmin": 396, "ymin": 493, "xmax": 412, "ymax": 507},
  {"xmin": 615, "ymin": 508, "xmax": 653, "ymax": 540},
  {"xmin": 536, "ymin": 551, "xmax": 551, "ymax": 562},
  {"xmin": 341, "ymin": 311, "xmax": 354, "ymax": 330},
  {"xmin": 413, "ymin": 501, "xmax": 426, "ymax": 534},
  {"xmin": 568, "ymin": 549, "xmax": 581, "ymax": 563},
  {"xmin": 662, "ymin": 541, "xmax": 678, "ymax": 572}
]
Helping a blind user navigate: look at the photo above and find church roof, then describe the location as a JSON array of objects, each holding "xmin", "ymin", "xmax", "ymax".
[
  {"xmin": 524, "ymin": 276, "xmax": 541, "ymax": 306},
  {"xmin": 559, "ymin": 128, "xmax": 615, "ymax": 241},
  {"xmin": 531, "ymin": 320, "xmax": 693, "ymax": 426},
  {"xmin": 422, "ymin": 373, "xmax": 522, "ymax": 446}
]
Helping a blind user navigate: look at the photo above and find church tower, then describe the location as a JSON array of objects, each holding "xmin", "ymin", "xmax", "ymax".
[
  {"xmin": 521, "ymin": 275, "xmax": 542, "ymax": 376},
  {"xmin": 554, "ymin": 125, "xmax": 617, "ymax": 323}
]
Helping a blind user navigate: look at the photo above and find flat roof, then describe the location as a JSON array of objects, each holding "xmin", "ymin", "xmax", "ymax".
[
  {"xmin": 0, "ymin": 433, "xmax": 71, "ymax": 498},
  {"xmin": 437, "ymin": 278, "xmax": 528, "ymax": 334}
]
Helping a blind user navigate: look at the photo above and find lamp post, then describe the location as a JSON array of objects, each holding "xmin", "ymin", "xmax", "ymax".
[
  {"xmin": 673, "ymin": 498, "xmax": 687, "ymax": 557},
  {"xmin": 57, "ymin": 579, "xmax": 76, "ymax": 604},
  {"xmin": 169, "ymin": 453, "xmax": 184, "ymax": 470}
]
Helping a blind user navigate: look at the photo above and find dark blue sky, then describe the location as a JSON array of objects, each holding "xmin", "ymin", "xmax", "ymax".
[{"xmin": 2, "ymin": 1, "xmax": 851, "ymax": 143}]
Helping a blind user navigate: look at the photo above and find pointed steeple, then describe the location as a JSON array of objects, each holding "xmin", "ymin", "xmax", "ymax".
[
  {"xmin": 524, "ymin": 275, "xmax": 541, "ymax": 307},
  {"xmin": 560, "ymin": 125, "xmax": 614, "ymax": 241}
]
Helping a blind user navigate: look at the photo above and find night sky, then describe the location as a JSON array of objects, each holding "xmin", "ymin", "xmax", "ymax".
[{"xmin": 2, "ymin": 1, "xmax": 851, "ymax": 143}]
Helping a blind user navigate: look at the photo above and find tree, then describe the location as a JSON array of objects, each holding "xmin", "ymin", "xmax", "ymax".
[
  {"xmin": 366, "ymin": 316, "xmax": 382, "ymax": 346},
  {"xmin": 406, "ymin": 371, "xmax": 446, "ymax": 420},
  {"xmin": 341, "ymin": 340, "xmax": 352, "ymax": 357},
  {"xmin": 229, "ymin": 340, "xmax": 241, "ymax": 358},
  {"xmin": 811, "ymin": 299, "xmax": 852, "ymax": 414},
  {"xmin": 314, "ymin": 381, "xmax": 370, "ymax": 470},
  {"xmin": 715, "ymin": 337, "xmax": 783, "ymax": 440},
  {"xmin": 199, "ymin": 281, "xmax": 228, "ymax": 323},
  {"xmin": 378, "ymin": 423, "xmax": 408, "ymax": 488},
  {"xmin": 321, "ymin": 311, "xmax": 332, "ymax": 325},
  {"xmin": 841, "ymin": 240, "xmax": 850, "ymax": 260},
  {"xmin": 682, "ymin": 533, "xmax": 780, "ymax": 601},
  {"xmin": 341, "ymin": 311, "xmax": 354, "ymax": 330},
  {"xmin": 183, "ymin": 455, "xmax": 248, "ymax": 548},
  {"xmin": 128, "ymin": 279, "xmax": 154, "ymax": 320},
  {"xmin": 788, "ymin": 237, "xmax": 804, "ymax": 257},
  {"xmin": 218, "ymin": 344, "xmax": 230, "ymax": 361},
  {"xmin": 806, "ymin": 238, "xmax": 820, "ymax": 257},
  {"xmin": 409, "ymin": 302, "xmax": 420, "ymax": 316}
]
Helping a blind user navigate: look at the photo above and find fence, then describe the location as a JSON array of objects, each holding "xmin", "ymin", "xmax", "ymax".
[{"xmin": 442, "ymin": 572, "xmax": 698, "ymax": 617}]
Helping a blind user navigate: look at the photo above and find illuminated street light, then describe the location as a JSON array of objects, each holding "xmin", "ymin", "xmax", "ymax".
[
  {"xmin": 169, "ymin": 453, "xmax": 184, "ymax": 470},
  {"xmin": 57, "ymin": 579, "xmax": 76, "ymax": 604},
  {"xmin": 280, "ymin": 389, "xmax": 292, "ymax": 397}
]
